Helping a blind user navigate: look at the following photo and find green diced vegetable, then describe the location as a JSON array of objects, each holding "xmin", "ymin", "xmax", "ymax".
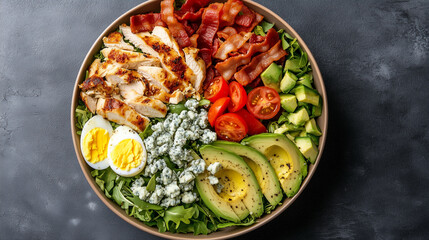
[
  {"xmin": 305, "ymin": 119, "xmax": 322, "ymax": 136},
  {"xmin": 280, "ymin": 71, "xmax": 297, "ymax": 93},
  {"xmin": 295, "ymin": 137, "xmax": 319, "ymax": 163},
  {"xmin": 292, "ymin": 85, "xmax": 320, "ymax": 106},
  {"xmin": 287, "ymin": 107, "xmax": 310, "ymax": 126},
  {"xmin": 284, "ymin": 58, "xmax": 301, "ymax": 73},
  {"xmin": 280, "ymin": 94, "xmax": 298, "ymax": 112},
  {"xmin": 311, "ymin": 98, "xmax": 323, "ymax": 117}
]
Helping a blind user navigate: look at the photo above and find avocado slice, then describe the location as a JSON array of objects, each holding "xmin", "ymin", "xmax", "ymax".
[
  {"xmin": 305, "ymin": 119, "xmax": 322, "ymax": 136},
  {"xmin": 212, "ymin": 141, "xmax": 283, "ymax": 207},
  {"xmin": 243, "ymin": 133, "xmax": 307, "ymax": 198},
  {"xmin": 261, "ymin": 63, "xmax": 282, "ymax": 92},
  {"xmin": 287, "ymin": 107, "xmax": 310, "ymax": 126},
  {"xmin": 280, "ymin": 94, "xmax": 298, "ymax": 113},
  {"xmin": 280, "ymin": 71, "xmax": 297, "ymax": 93},
  {"xmin": 292, "ymin": 85, "xmax": 320, "ymax": 106},
  {"xmin": 198, "ymin": 145, "xmax": 264, "ymax": 219},
  {"xmin": 274, "ymin": 123, "xmax": 304, "ymax": 134},
  {"xmin": 295, "ymin": 137, "xmax": 319, "ymax": 164},
  {"xmin": 311, "ymin": 98, "xmax": 323, "ymax": 118},
  {"xmin": 296, "ymin": 73, "xmax": 313, "ymax": 88}
]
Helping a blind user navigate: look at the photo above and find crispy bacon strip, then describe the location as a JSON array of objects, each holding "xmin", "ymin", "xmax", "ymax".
[
  {"xmin": 234, "ymin": 41, "xmax": 286, "ymax": 86},
  {"xmin": 217, "ymin": 26, "xmax": 237, "ymax": 39},
  {"xmin": 235, "ymin": 5, "xmax": 255, "ymax": 27},
  {"xmin": 175, "ymin": 8, "xmax": 204, "ymax": 21},
  {"xmin": 215, "ymin": 28, "xmax": 279, "ymax": 81},
  {"xmin": 181, "ymin": 0, "xmax": 211, "ymax": 12},
  {"xmin": 220, "ymin": 0, "xmax": 243, "ymax": 27},
  {"xmin": 214, "ymin": 32, "xmax": 252, "ymax": 60},
  {"xmin": 161, "ymin": 0, "xmax": 191, "ymax": 48},
  {"xmin": 235, "ymin": 11, "xmax": 263, "ymax": 32},
  {"xmin": 130, "ymin": 13, "xmax": 166, "ymax": 33},
  {"xmin": 199, "ymin": 48, "xmax": 212, "ymax": 67},
  {"xmin": 197, "ymin": 3, "xmax": 223, "ymax": 49}
]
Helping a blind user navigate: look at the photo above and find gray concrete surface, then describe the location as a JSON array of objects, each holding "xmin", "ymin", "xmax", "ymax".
[{"xmin": 1, "ymin": 0, "xmax": 428, "ymax": 239}]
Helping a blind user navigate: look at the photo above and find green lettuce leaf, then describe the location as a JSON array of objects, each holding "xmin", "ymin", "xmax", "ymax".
[{"xmin": 164, "ymin": 205, "xmax": 197, "ymax": 229}]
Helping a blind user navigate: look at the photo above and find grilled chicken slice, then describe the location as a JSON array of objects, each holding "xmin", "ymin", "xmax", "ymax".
[
  {"xmin": 96, "ymin": 98, "xmax": 149, "ymax": 132},
  {"xmin": 183, "ymin": 47, "xmax": 206, "ymax": 92},
  {"xmin": 105, "ymin": 68, "xmax": 144, "ymax": 85},
  {"xmin": 120, "ymin": 25, "xmax": 196, "ymax": 93},
  {"xmin": 125, "ymin": 96, "xmax": 167, "ymax": 118},
  {"xmin": 101, "ymin": 47, "xmax": 161, "ymax": 69},
  {"xmin": 119, "ymin": 80, "xmax": 146, "ymax": 100},
  {"xmin": 152, "ymin": 26, "xmax": 183, "ymax": 58},
  {"xmin": 137, "ymin": 66, "xmax": 171, "ymax": 93},
  {"xmin": 80, "ymin": 92, "xmax": 98, "ymax": 113},
  {"xmin": 103, "ymin": 32, "xmax": 134, "ymax": 51},
  {"xmin": 80, "ymin": 76, "xmax": 118, "ymax": 98},
  {"xmin": 169, "ymin": 90, "xmax": 185, "ymax": 104},
  {"xmin": 145, "ymin": 83, "xmax": 171, "ymax": 103}
]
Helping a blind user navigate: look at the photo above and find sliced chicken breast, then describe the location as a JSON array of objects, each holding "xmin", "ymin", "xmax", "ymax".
[
  {"xmin": 101, "ymin": 47, "xmax": 160, "ymax": 69},
  {"xmin": 80, "ymin": 76, "xmax": 118, "ymax": 98},
  {"xmin": 103, "ymin": 31, "xmax": 134, "ymax": 51},
  {"xmin": 183, "ymin": 47, "xmax": 206, "ymax": 92},
  {"xmin": 105, "ymin": 68, "xmax": 144, "ymax": 85},
  {"xmin": 152, "ymin": 26, "xmax": 183, "ymax": 58},
  {"xmin": 96, "ymin": 98, "xmax": 149, "ymax": 132},
  {"xmin": 137, "ymin": 66, "xmax": 171, "ymax": 93},
  {"xmin": 119, "ymin": 80, "xmax": 146, "ymax": 100},
  {"xmin": 80, "ymin": 92, "xmax": 98, "ymax": 113},
  {"xmin": 125, "ymin": 96, "xmax": 167, "ymax": 118}
]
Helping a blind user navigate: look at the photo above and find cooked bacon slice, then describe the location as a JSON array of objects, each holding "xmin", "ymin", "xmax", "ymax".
[
  {"xmin": 234, "ymin": 41, "xmax": 286, "ymax": 86},
  {"xmin": 199, "ymin": 48, "xmax": 212, "ymax": 67},
  {"xmin": 215, "ymin": 28, "xmax": 279, "ymax": 81},
  {"xmin": 197, "ymin": 3, "xmax": 223, "ymax": 49},
  {"xmin": 220, "ymin": 0, "xmax": 243, "ymax": 27},
  {"xmin": 161, "ymin": 0, "xmax": 191, "ymax": 48},
  {"xmin": 130, "ymin": 13, "xmax": 166, "ymax": 33},
  {"xmin": 190, "ymin": 34, "xmax": 199, "ymax": 48},
  {"xmin": 180, "ymin": 0, "xmax": 211, "ymax": 12},
  {"xmin": 175, "ymin": 8, "xmax": 204, "ymax": 21},
  {"xmin": 249, "ymin": 34, "xmax": 265, "ymax": 43},
  {"xmin": 217, "ymin": 26, "xmax": 238, "ymax": 39},
  {"xmin": 235, "ymin": 5, "xmax": 255, "ymax": 27},
  {"xmin": 214, "ymin": 32, "xmax": 251, "ymax": 60},
  {"xmin": 235, "ymin": 11, "xmax": 263, "ymax": 32}
]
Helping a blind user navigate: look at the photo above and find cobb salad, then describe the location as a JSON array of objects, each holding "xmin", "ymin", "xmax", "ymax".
[{"xmin": 75, "ymin": 0, "xmax": 323, "ymax": 235}]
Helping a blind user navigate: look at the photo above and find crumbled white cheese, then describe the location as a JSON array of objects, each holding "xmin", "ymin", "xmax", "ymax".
[
  {"xmin": 207, "ymin": 162, "xmax": 222, "ymax": 175},
  {"xmin": 208, "ymin": 175, "xmax": 219, "ymax": 185}
]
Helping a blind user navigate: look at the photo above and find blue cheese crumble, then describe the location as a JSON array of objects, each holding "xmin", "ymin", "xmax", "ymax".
[{"xmin": 132, "ymin": 99, "xmax": 217, "ymax": 207}]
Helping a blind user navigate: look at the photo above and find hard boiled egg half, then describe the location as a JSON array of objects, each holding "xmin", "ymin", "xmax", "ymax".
[
  {"xmin": 107, "ymin": 126, "xmax": 147, "ymax": 177},
  {"xmin": 80, "ymin": 115, "xmax": 113, "ymax": 170}
]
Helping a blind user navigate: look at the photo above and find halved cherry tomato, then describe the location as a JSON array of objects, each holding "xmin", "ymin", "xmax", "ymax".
[
  {"xmin": 236, "ymin": 108, "xmax": 267, "ymax": 135},
  {"xmin": 247, "ymin": 86, "xmax": 281, "ymax": 119},
  {"xmin": 208, "ymin": 97, "xmax": 230, "ymax": 127},
  {"xmin": 215, "ymin": 113, "xmax": 248, "ymax": 142},
  {"xmin": 228, "ymin": 81, "xmax": 247, "ymax": 112},
  {"xmin": 204, "ymin": 76, "xmax": 229, "ymax": 103}
]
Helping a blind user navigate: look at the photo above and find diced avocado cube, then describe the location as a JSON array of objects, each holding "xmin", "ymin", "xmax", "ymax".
[
  {"xmin": 297, "ymin": 74, "xmax": 313, "ymax": 88},
  {"xmin": 305, "ymin": 119, "xmax": 322, "ymax": 136},
  {"xmin": 280, "ymin": 94, "xmax": 297, "ymax": 113},
  {"xmin": 306, "ymin": 133, "xmax": 320, "ymax": 146},
  {"xmin": 292, "ymin": 85, "xmax": 320, "ymax": 106},
  {"xmin": 298, "ymin": 130, "xmax": 307, "ymax": 137},
  {"xmin": 261, "ymin": 63, "xmax": 282, "ymax": 92},
  {"xmin": 311, "ymin": 98, "xmax": 323, "ymax": 117},
  {"xmin": 274, "ymin": 123, "xmax": 303, "ymax": 134},
  {"xmin": 289, "ymin": 131, "xmax": 301, "ymax": 138},
  {"xmin": 287, "ymin": 107, "xmax": 309, "ymax": 126},
  {"xmin": 295, "ymin": 137, "xmax": 319, "ymax": 163},
  {"xmin": 284, "ymin": 58, "xmax": 301, "ymax": 73},
  {"xmin": 280, "ymin": 71, "xmax": 297, "ymax": 93},
  {"xmin": 285, "ymin": 133, "xmax": 295, "ymax": 142}
]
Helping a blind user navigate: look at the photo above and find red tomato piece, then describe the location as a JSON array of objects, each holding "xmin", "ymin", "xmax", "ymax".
[
  {"xmin": 204, "ymin": 76, "xmax": 229, "ymax": 103},
  {"xmin": 246, "ymin": 86, "xmax": 281, "ymax": 119},
  {"xmin": 228, "ymin": 81, "xmax": 247, "ymax": 112},
  {"xmin": 208, "ymin": 97, "xmax": 230, "ymax": 127},
  {"xmin": 236, "ymin": 108, "xmax": 267, "ymax": 135},
  {"xmin": 215, "ymin": 113, "xmax": 248, "ymax": 142}
]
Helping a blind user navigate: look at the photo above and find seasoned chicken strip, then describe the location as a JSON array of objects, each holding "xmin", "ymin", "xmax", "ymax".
[
  {"xmin": 105, "ymin": 68, "xmax": 144, "ymax": 85},
  {"xmin": 125, "ymin": 96, "xmax": 167, "ymax": 118},
  {"xmin": 101, "ymin": 47, "xmax": 161, "ymax": 69},
  {"xmin": 103, "ymin": 31, "xmax": 134, "ymax": 51},
  {"xmin": 96, "ymin": 98, "xmax": 149, "ymax": 132},
  {"xmin": 152, "ymin": 26, "xmax": 183, "ymax": 58},
  {"xmin": 80, "ymin": 76, "xmax": 118, "ymax": 98},
  {"xmin": 119, "ymin": 81, "xmax": 145, "ymax": 100},
  {"xmin": 120, "ymin": 25, "xmax": 196, "ymax": 92},
  {"xmin": 80, "ymin": 92, "xmax": 98, "ymax": 113},
  {"xmin": 183, "ymin": 47, "xmax": 206, "ymax": 92}
]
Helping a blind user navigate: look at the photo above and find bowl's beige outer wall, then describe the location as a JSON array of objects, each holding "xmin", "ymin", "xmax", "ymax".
[{"xmin": 70, "ymin": 1, "xmax": 328, "ymax": 239}]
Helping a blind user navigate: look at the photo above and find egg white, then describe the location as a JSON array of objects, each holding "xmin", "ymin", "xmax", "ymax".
[
  {"xmin": 80, "ymin": 115, "xmax": 113, "ymax": 170},
  {"xmin": 107, "ymin": 126, "xmax": 147, "ymax": 177}
]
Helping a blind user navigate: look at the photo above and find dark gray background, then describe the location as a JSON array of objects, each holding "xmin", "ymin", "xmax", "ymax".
[{"xmin": 1, "ymin": 0, "xmax": 428, "ymax": 239}]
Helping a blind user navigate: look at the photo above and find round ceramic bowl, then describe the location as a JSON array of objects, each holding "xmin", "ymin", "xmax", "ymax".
[{"xmin": 71, "ymin": 0, "xmax": 328, "ymax": 239}]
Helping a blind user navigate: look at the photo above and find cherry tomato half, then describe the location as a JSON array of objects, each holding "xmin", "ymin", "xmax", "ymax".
[
  {"xmin": 215, "ymin": 113, "xmax": 248, "ymax": 142},
  {"xmin": 208, "ymin": 97, "xmax": 230, "ymax": 127},
  {"xmin": 204, "ymin": 76, "xmax": 229, "ymax": 103},
  {"xmin": 228, "ymin": 81, "xmax": 247, "ymax": 112},
  {"xmin": 246, "ymin": 86, "xmax": 281, "ymax": 119},
  {"xmin": 236, "ymin": 108, "xmax": 267, "ymax": 135}
]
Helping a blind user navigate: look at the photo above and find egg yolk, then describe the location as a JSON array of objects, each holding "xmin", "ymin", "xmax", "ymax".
[
  {"xmin": 110, "ymin": 139, "xmax": 142, "ymax": 171},
  {"xmin": 83, "ymin": 128, "xmax": 109, "ymax": 163}
]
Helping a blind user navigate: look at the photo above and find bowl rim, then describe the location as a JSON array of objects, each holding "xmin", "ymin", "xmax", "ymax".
[{"xmin": 70, "ymin": 0, "xmax": 328, "ymax": 239}]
